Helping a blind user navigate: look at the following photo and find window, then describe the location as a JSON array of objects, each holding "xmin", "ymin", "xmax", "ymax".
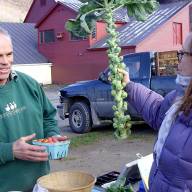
[
  {"xmin": 92, "ymin": 27, "xmax": 96, "ymax": 39},
  {"xmin": 70, "ymin": 32, "xmax": 87, "ymax": 41},
  {"xmin": 173, "ymin": 22, "xmax": 182, "ymax": 45},
  {"xmin": 40, "ymin": 31, "xmax": 43, "ymax": 44},
  {"xmin": 123, "ymin": 56, "xmax": 141, "ymax": 79},
  {"xmin": 39, "ymin": 30, "xmax": 55, "ymax": 44},
  {"xmin": 40, "ymin": 0, "xmax": 46, "ymax": 6},
  {"xmin": 44, "ymin": 30, "xmax": 55, "ymax": 43}
]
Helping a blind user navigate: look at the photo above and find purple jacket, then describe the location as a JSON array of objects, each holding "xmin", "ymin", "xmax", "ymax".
[{"xmin": 126, "ymin": 82, "xmax": 192, "ymax": 192}]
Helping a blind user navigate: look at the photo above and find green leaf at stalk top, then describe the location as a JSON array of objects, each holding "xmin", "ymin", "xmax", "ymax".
[
  {"xmin": 80, "ymin": 0, "xmax": 104, "ymax": 11},
  {"xmin": 67, "ymin": 2, "xmax": 105, "ymax": 36},
  {"xmin": 65, "ymin": 19, "xmax": 88, "ymax": 37},
  {"xmin": 66, "ymin": 0, "xmax": 158, "ymax": 37},
  {"xmin": 80, "ymin": 13, "xmax": 101, "ymax": 34},
  {"xmin": 79, "ymin": 3, "xmax": 100, "ymax": 15},
  {"xmin": 125, "ymin": 1, "xmax": 159, "ymax": 21}
]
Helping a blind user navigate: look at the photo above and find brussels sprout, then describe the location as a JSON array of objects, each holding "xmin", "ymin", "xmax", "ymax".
[
  {"xmin": 116, "ymin": 81, "xmax": 123, "ymax": 90},
  {"xmin": 126, "ymin": 123, "xmax": 132, "ymax": 130},
  {"xmin": 125, "ymin": 115, "xmax": 131, "ymax": 121},
  {"xmin": 114, "ymin": 111, "xmax": 121, "ymax": 117},
  {"xmin": 119, "ymin": 56, "xmax": 124, "ymax": 62},
  {"xmin": 112, "ymin": 105, "xmax": 117, "ymax": 111},
  {"xmin": 113, "ymin": 47, "xmax": 121, "ymax": 54},
  {"xmin": 110, "ymin": 31, "xmax": 116, "ymax": 37},
  {"xmin": 122, "ymin": 91, "xmax": 128, "ymax": 98},
  {"xmin": 122, "ymin": 82, "xmax": 126, "ymax": 87},
  {"xmin": 108, "ymin": 53, "xmax": 115, "ymax": 60},
  {"xmin": 114, "ymin": 95, "xmax": 121, "ymax": 102},
  {"xmin": 120, "ymin": 62, "xmax": 126, "ymax": 68},
  {"xmin": 111, "ymin": 67, "xmax": 118, "ymax": 74},
  {"xmin": 123, "ymin": 102, "xmax": 128, "ymax": 110},
  {"xmin": 111, "ymin": 90, "xmax": 116, "ymax": 97}
]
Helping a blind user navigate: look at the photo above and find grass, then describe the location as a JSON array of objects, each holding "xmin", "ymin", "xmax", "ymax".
[
  {"xmin": 69, "ymin": 127, "xmax": 155, "ymax": 149},
  {"xmin": 127, "ymin": 132, "xmax": 155, "ymax": 140},
  {"xmin": 70, "ymin": 131, "xmax": 112, "ymax": 148}
]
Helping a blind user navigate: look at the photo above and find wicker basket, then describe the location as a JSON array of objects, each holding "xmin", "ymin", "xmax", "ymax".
[{"xmin": 37, "ymin": 171, "xmax": 96, "ymax": 192}]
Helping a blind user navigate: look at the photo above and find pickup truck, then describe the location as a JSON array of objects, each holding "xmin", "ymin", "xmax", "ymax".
[{"xmin": 57, "ymin": 51, "xmax": 178, "ymax": 133}]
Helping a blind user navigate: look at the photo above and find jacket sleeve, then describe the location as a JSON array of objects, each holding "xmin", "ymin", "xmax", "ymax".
[
  {"xmin": 38, "ymin": 85, "xmax": 61, "ymax": 138},
  {"xmin": 126, "ymin": 82, "xmax": 175, "ymax": 131},
  {"xmin": 0, "ymin": 143, "xmax": 14, "ymax": 165}
]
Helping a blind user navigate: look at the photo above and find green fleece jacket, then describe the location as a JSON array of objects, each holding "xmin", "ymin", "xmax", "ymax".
[{"xmin": 0, "ymin": 71, "xmax": 60, "ymax": 191}]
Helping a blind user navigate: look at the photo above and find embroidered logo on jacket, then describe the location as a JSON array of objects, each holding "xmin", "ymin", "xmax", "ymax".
[
  {"xmin": 5, "ymin": 102, "xmax": 17, "ymax": 112},
  {"xmin": 0, "ymin": 101, "xmax": 26, "ymax": 120}
]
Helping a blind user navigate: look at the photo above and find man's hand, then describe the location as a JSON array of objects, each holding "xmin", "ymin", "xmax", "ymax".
[
  {"xmin": 118, "ymin": 68, "xmax": 130, "ymax": 85},
  {"xmin": 13, "ymin": 133, "xmax": 48, "ymax": 162},
  {"xmin": 51, "ymin": 135, "xmax": 69, "ymax": 161},
  {"xmin": 51, "ymin": 135, "xmax": 69, "ymax": 142}
]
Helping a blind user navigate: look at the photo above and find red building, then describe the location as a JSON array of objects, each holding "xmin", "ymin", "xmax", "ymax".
[
  {"xmin": 24, "ymin": 0, "xmax": 56, "ymax": 23},
  {"xmin": 25, "ymin": 0, "xmax": 192, "ymax": 84}
]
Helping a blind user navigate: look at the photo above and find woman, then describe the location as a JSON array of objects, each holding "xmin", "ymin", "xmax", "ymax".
[{"xmin": 122, "ymin": 33, "xmax": 192, "ymax": 191}]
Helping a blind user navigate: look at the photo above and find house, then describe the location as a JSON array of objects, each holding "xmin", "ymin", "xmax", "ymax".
[
  {"xmin": 0, "ymin": 23, "xmax": 52, "ymax": 84},
  {"xmin": 26, "ymin": 0, "xmax": 129, "ymax": 83},
  {"xmin": 24, "ymin": 0, "xmax": 56, "ymax": 23},
  {"xmin": 25, "ymin": 0, "xmax": 192, "ymax": 84}
]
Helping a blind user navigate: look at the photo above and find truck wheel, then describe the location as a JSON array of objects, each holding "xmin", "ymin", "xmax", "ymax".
[{"xmin": 69, "ymin": 102, "xmax": 92, "ymax": 133}]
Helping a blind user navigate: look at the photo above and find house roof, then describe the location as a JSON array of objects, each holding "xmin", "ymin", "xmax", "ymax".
[
  {"xmin": 36, "ymin": 0, "xmax": 128, "ymax": 27},
  {"xmin": 91, "ymin": 0, "xmax": 192, "ymax": 49},
  {"xmin": 113, "ymin": 7, "xmax": 129, "ymax": 23},
  {"xmin": 0, "ymin": 22, "xmax": 48, "ymax": 64},
  {"xmin": 56, "ymin": 0, "xmax": 83, "ymax": 12},
  {"xmin": 58, "ymin": 0, "xmax": 129, "ymax": 22}
]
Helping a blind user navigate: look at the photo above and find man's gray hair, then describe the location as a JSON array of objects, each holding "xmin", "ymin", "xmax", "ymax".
[{"xmin": 0, "ymin": 27, "xmax": 12, "ymax": 44}]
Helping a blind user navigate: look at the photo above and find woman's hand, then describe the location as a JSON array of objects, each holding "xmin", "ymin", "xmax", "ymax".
[
  {"xmin": 118, "ymin": 68, "xmax": 130, "ymax": 85},
  {"xmin": 13, "ymin": 133, "xmax": 48, "ymax": 162}
]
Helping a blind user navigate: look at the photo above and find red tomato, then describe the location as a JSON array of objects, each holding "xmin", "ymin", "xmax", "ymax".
[
  {"xmin": 38, "ymin": 139, "xmax": 44, "ymax": 142},
  {"xmin": 42, "ymin": 139, "xmax": 49, "ymax": 143}
]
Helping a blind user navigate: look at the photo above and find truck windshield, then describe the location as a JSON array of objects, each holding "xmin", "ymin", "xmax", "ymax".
[
  {"xmin": 123, "ymin": 56, "xmax": 141, "ymax": 79},
  {"xmin": 101, "ymin": 55, "xmax": 141, "ymax": 82}
]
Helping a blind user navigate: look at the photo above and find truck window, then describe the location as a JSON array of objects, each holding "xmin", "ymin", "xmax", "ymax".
[
  {"xmin": 155, "ymin": 51, "xmax": 178, "ymax": 76},
  {"xmin": 124, "ymin": 56, "xmax": 141, "ymax": 79}
]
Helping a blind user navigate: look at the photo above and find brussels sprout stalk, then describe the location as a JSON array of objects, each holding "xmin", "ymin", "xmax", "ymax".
[
  {"xmin": 65, "ymin": 0, "xmax": 159, "ymax": 139},
  {"xmin": 104, "ymin": 6, "xmax": 131, "ymax": 139}
]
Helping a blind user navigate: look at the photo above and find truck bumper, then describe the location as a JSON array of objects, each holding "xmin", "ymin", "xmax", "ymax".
[{"xmin": 57, "ymin": 104, "xmax": 68, "ymax": 120}]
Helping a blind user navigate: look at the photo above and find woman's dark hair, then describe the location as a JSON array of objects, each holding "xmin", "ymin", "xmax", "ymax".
[{"xmin": 178, "ymin": 80, "xmax": 192, "ymax": 116}]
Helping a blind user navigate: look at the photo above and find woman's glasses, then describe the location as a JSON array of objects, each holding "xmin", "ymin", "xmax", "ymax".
[{"xmin": 177, "ymin": 50, "xmax": 192, "ymax": 62}]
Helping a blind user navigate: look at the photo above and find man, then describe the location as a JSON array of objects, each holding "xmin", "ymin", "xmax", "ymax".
[{"xmin": 0, "ymin": 27, "xmax": 65, "ymax": 191}]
